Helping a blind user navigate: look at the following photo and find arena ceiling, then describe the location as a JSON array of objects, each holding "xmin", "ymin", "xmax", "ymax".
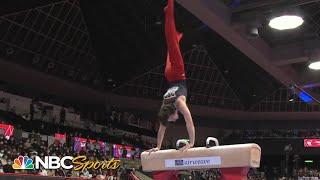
[{"xmin": 0, "ymin": 0, "xmax": 319, "ymax": 115}]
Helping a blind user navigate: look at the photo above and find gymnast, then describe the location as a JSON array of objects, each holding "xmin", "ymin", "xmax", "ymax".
[{"xmin": 148, "ymin": 0, "xmax": 195, "ymax": 153}]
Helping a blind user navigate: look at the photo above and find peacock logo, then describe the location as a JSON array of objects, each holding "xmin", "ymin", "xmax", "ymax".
[{"xmin": 12, "ymin": 155, "xmax": 34, "ymax": 170}]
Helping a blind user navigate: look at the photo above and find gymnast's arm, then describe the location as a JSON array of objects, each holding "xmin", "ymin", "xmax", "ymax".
[
  {"xmin": 176, "ymin": 97, "xmax": 195, "ymax": 148},
  {"xmin": 147, "ymin": 123, "xmax": 166, "ymax": 153},
  {"xmin": 156, "ymin": 123, "xmax": 167, "ymax": 149}
]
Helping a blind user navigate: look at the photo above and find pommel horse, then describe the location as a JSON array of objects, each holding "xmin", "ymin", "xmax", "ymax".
[{"xmin": 141, "ymin": 137, "xmax": 261, "ymax": 180}]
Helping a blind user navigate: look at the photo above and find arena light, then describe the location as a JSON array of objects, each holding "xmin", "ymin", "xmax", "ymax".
[
  {"xmin": 269, "ymin": 15, "xmax": 304, "ymax": 30},
  {"xmin": 309, "ymin": 61, "xmax": 320, "ymax": 70},
  {"xmin": 304, "ymin": 160, "xmax": 313, "ymax": 163},
  {"xmin": 299, "ymin": 92, "xmax": 313, "ymax": 103},
  {"xmin": 288, "ymin": 96, "xmax": 294, "ymax": 102}
]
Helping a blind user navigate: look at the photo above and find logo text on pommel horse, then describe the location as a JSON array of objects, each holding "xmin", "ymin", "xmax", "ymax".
[
  {"xmin": 165, "ymin": 156, "xmax": 221, "ymax": 168},
  {"xmin": 175, "ymin": 159, "xmax": 211, "ymax": 166}
]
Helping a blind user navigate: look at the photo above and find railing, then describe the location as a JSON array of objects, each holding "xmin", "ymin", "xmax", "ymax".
[{"xmin": 0, "ymin": 173, "xmax": 65, "ymax": 180}]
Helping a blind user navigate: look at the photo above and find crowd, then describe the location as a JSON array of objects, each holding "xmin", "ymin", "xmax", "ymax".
[
  {"xmin": 0, "ymin": 109, "xmax": 272, "ymax": 180},
  {"xmin": 229, "ymin": 129, "xmax": 320, "ymax": 139},
  {"xmin": 296, "ymin": 168, "xmax": 320, "ymax": 179},
  {"xmin": 0, "ymin": 133, "xmax": 112, "ymax": 178},
  {"xmin": 0, "ymin": 98, "xmax": 150, "ymax": 179},
  {"xmin": 106, "ymin": 105, "xmax": 155, "ymax": 132},
  {"xmin": 3, "ymin": 90, "xmax": 320, "ymax": 179},
  {"xmin": 191, "ymin": 169, "xmax": 221, "ymax": 180},
  {"xmin": 177, "ymin": 168, "xmax": 267, "ymax": 180},
  {"xmin": 247, "ymin": 168, "xmax": 266, "ymax": 180},
  {"xmin": 0, "ymin": 131, "xmax": 142, "ymax": 179},
  {"xmin": 2, "ymin": 111, "xmax": 154, "ymax": 151},
  {"xmin": 0, "ymin": 96, "xmax": 157, "ymax": 150}
]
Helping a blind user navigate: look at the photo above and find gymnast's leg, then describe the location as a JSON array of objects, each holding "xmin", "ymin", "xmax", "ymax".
[{"xmin": 164, "ymin": 0, "xmax": 186, "ymax": 83}]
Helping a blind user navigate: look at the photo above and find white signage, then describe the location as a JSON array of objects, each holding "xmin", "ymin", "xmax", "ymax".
[
  {"xmin": 35, "ymin": 156, "xmax": 73, "ymax": 169},
  {"xmin": 165, "ymin": 156, "xmax": 221, "ymax": 168}
]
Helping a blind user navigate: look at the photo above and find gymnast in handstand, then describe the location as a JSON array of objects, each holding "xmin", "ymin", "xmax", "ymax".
[{"xmin": 148, "ymin": 0, "xmax": 195, "ymax": 153}]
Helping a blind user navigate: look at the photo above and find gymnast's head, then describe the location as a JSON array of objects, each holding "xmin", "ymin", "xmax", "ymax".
[{"xmin": 158, "ymin": 103, "xmax": 178, "ymax": 126}]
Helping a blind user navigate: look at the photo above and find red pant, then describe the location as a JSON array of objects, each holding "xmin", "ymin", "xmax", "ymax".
[{"xmin": 164, "ymin": 0, "xmax": 186, "ymax": 83}]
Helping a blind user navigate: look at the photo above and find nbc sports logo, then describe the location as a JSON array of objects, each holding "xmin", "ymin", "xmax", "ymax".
[
  {"xmin": 11, "ymin": 155, "xmax": 121, "ymax": 170},
  {"xmin": 12, "ymin": 155, "xmax": 34, "ymax": 170},
  {"xmin": 12, "ymin": 155, "xmax": 72, "ymax": 170}
]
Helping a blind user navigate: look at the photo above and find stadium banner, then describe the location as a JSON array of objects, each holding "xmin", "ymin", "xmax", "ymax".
[
  {"xmin": 0, "ymin": 123, "xmax": 14, "ymax": 139},
  {"xmin": 304, "ymin": 139, "xmax": 320, "ymax": 148}
]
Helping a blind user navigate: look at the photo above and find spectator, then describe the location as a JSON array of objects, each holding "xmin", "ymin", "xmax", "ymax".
[
  {"xmin": 30, "ymin": 99, "xmax": 34, "ymax": 121},
  {"xmin": 131, "ymin": 147, "xmax": 135, "ymax": 159},
  {"xmin": 122, "ymin": 146, "xmax": 127, "ymax": 158},
  {"xmin": 60, "ymin": 107, "xmax": 66, "ymax": 125}
]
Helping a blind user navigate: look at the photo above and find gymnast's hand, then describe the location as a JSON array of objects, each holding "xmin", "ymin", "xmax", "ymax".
[
  {"xmin": 146, "ymin": 147, "xmax": 160, "ymax": 154},
  {"xmin": 179, "ymin": 142, "xmax": 193, "ymax": 152}
]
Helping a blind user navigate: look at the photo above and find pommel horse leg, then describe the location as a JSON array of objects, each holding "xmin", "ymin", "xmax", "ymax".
[
  {"xmin": 153, "ymin": 171, "xmax": 179, "ymax": 180},
  {"xmin": 152, "ymin": 140, "xmax": 189, "ymax": 180},
  {"xmin": 220, "ymin": 167, "xmax": 250, "ymax": 180},
  {"xmin": 207, "ymin": 138, "xmax": 250, "ymax": 180}
]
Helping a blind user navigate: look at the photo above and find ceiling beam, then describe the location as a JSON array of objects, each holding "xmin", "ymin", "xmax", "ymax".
[
  {"xmin": 232, "ymin": 0, "xmax": 287, "ymax": 13},
  {"xmin": 273, "ymin": 57, "xmax": 308, "ymax": 66},
  {"xmin": 272, "ymin": 42, "xmax": 308, "ymax": 66},
  {"xmin": 303, "ymin": 82, "xmax": 320, "ymax": 88},
  {"xmin": 232, "ymin": 0, "xmax": 320, "ymax": 13},
  {"xmin": 176, "ymin": 0, "xmax": 298, "ymax": 85},
  {"xmin": 272, "ymin": 39, "xmax": 320, "ymax": 66}
]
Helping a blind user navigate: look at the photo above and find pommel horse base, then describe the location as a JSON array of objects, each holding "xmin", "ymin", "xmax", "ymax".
[{"xmin": 141, "ymin": 138, "xmax": 261, "ymax": 180}]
